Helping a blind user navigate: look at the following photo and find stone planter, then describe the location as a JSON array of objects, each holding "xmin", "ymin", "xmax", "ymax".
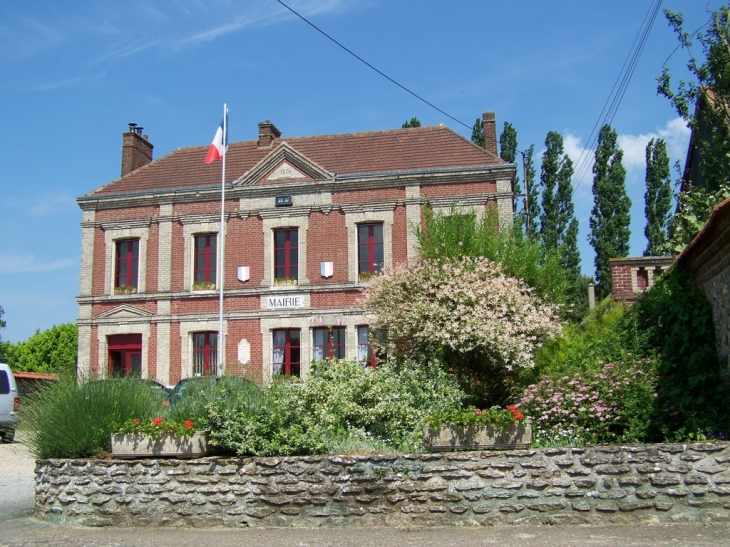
[
  {"xmin": 422, "ymin": 419, "xmax": 532, "ymax": 451},
  {"xmin": 110, "ymin": 431, "xmax": 209, "ymax": 459}
]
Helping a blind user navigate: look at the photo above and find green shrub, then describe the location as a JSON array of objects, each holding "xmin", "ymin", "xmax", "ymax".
[
  {"xmin": 529, "ymin": 299, "xmax": 644, "ymax": 381},
  {"xmin": 21, "ymin": 376, "xmax": 167, "ymax": 459},
  {"xmin": 519, "ymin": 358, "xmax": 659, "ymax": 446},
  {"xmin": 630, "ymin": 267, "xmax": 730, "ymax": 440},
  {"xmin": 204, "ymin": 357, "xmax": 465, "ymax": 456}
]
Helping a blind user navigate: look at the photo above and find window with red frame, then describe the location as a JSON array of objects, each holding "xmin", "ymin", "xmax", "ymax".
[
  {"xmin": 192, "ymin": 332, "xmax": 218, "ymax": 377},
  {"xmin": 312, "ymin": 327, "xmax": 345, "ymax": 360},
  {"xmin": 194, "ymin": 234, "xmax": 217, "ymax": 284},
  {"xmin": 108, "ymin": 334, "xmax": 142, "ymax": 377},
  {"xmin": 115, "ymin": 239, "xmax": 139, "ymax": 289},
  {"xmin": 357, "ymin": 326, "xmax": 378, "ymax": 368},
  {"xmin": 274, "ymin": 228, "xmax": 298, "ymax": 280},
  {"xmin": 357, "ymin": 223, "xmax": 384, "ymax": 275},
  {"xmin": 273, "ymin": 329, "xmax": 301, "ymax": 376}
]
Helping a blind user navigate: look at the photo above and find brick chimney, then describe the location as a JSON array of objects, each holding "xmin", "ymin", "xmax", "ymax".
[
  {"xmin": 258, "ymin": 120, "xmax": 281, "ymax": 148},
  {"xmin": 482, "ymin": 112, "xmax": 498, "ymax": 158},
  {"xmin": 121, "ymin": 123, "xmax": 153, "ymax": 177}
]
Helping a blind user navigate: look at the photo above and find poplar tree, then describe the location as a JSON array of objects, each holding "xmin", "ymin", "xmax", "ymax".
[
  {"xmin": 471, "ymin": 118, "xmax": 484, "ymax": 147},
  {"xmin": 643, "ymin": 138, "xmax": 672, "ymax": 256},
  {"xmin": 524, "ymin": 145, "xmax": 540, "ymax": 239},
  {"xmin": 589, "ymin": 124, "xmax": 631, "ymax": 298},
  {"xmin": 499, "ymin": 122, "xmax": 522, "ymax": 222},
  {"xmin": 538, "ymin": 132, "xmax": 580, "ymax": 283}
]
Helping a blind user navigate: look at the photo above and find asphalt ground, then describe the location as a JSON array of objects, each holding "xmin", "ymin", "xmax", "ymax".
[{"xmin": 2, "ymin": 439, "xmax": 730, "ymax": 546}]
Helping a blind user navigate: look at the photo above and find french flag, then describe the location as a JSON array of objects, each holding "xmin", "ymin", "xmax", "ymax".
[{"xmin": 205, "ymin": 111, "xmax": 228, "ymax": 164}]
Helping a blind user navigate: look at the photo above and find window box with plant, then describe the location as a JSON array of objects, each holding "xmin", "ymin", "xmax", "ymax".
[
  {"xmin": 111, "ymin": 416, "xmax": 209, "ymax": 458},
  {"xmin": 422, "ymin": 405, "xmax": 531, "ymax": 451},
  {"xmin": 114, "ymin": 285, "xmax": 137, "ymax": 295},
  {"xmin": 192, "ymin": 281, "xmax": 216, "ymax": 291},
  {"xmin": 274, "ymin": 277, "xmax": 298, "ymax": 286}
]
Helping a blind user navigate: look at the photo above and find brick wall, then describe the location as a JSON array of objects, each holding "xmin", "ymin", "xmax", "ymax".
[
  {"xmin": 421, "ymin": 180, "xmax": 496, "ymax": 198},
  {"xmin": 609, "ymin": 257, "xmax": 674, "ymax": 303},
  {"xmin": 332, "ymin": 187, "xmax": 405, "ymax": 204},
  {"xmin": 306, "ymin": 210, "xmax": 348, "ymax": 283},
  {"xmin": 36, "ymin": 442, "xmax": 730, "ymax": 528}
]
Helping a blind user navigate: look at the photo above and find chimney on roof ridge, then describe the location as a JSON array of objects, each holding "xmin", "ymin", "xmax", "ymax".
[
  {"xmin": 121, "ymin": 123, "xmax": 153, "ymax": 177},
  {"xmin": 482, "ymin": 112, "xmax": 498, "ymax": 158},
  {"xmin": 258, "ymin": 120, "xmax": 281, "ymax": 148}
]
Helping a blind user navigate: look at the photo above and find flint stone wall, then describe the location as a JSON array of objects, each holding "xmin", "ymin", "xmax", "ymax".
[{"xmin": 35, "ymin": 442, "xmax": 730, "ymax": 528}]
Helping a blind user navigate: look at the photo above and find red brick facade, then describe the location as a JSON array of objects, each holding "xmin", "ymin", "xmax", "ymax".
[{"xmin": 77, "ymin": 117, "xmax": 515, "ymax": 385}]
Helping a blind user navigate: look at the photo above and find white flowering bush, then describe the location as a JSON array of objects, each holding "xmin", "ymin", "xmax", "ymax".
[{"xmin": 361, "ymin": 257, "xmax": 562, "ymax": 373}]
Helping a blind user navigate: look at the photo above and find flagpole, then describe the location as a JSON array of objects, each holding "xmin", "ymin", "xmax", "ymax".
[{"xmin": 218, "ymin": 104, "xmax": 227, "ymax": 378}]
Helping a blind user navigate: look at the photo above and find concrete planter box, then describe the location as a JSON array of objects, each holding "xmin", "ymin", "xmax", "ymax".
[
  {"xmin": 111, "ymin": 431, "xmax": 209, "ymax": 459},
  {"xmin": 422, "ymin": 419, "xmax": 532, "ymax": 451}
]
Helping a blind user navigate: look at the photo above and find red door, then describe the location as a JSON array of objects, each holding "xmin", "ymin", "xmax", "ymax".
[{"xmin": 108, "ymin": 334, "xmax": 142, "ymax": 378}]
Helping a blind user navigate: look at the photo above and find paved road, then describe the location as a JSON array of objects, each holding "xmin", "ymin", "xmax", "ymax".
[{"xmin": 3, "ymin": 440, "xmax": 730, "ymax": 546}]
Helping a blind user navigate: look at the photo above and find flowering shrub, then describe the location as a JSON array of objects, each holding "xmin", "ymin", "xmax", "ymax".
[
  {"xmin": 425, "ymin": 405, "xmax": 525, "ymax": 430},
  {"xmin": 361, "ymin": 257, "xmax": 562, "ymax": 372},
  {"xmin": 518, "ymin": 359, "xmax": 659, "ymax": 446},
  {"xmin": 119, "ymin": 416, "xmax": 197, "ymax": 440}
]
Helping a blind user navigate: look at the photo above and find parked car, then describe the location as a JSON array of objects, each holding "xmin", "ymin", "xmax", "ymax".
[{"xmin": 0, "ymin": 359, "xmax": 20, "ymax": 443}]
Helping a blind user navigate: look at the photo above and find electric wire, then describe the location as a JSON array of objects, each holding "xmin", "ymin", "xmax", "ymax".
[
  {"xmin": 572, "ymin": 0, "xmax": 663, "ymax": 196},
  {"xmin": 275, "ymin": 0, "xmax": 472, "ymax": 131}
]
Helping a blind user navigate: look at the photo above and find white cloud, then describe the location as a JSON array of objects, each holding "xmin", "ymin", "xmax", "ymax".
[
  {"xmin": 0, "ymin": 254, "xmax": 77, "ymax": 274},
  {"xmin": 618, "ymin": 117, "xmax": 691, "ymax": 173}
]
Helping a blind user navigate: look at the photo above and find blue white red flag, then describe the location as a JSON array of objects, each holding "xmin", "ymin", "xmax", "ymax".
[{"xmin": 205, "ymin": 111, "xmax": 228, "ymax": 164}]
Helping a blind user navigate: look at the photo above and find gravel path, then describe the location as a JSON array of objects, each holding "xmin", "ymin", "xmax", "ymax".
[{"xmin": 0, "ymin": 437, "xmax": 35, "ymax": 520}]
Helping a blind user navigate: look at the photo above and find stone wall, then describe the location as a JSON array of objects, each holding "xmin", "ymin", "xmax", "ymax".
[{"xmin": 35, "ymin": 442, "xmax": 730, "ymax": 528}]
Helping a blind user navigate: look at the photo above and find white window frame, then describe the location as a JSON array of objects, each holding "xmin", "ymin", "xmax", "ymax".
[
  {"xmin": 105, "ymin": 227, "xmax": 148, "ymax": 295},
  {"xmin": 183, "ymin": 221, "xmax": 221, "ymax": 292}
]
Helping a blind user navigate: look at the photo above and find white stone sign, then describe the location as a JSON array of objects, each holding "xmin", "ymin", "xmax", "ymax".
[{"xmin": 267, "ymin": 294, "xmax": 304, "ymax": 309}]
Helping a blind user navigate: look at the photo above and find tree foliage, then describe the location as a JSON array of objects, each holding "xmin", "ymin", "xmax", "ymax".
[
  {"xmin": 402, "ymin": 117, "xmax": 421, "ymax": 128},
  {"xmin": 499, "ymin": 122, "xmax": 522, "ymax": 221},
  {"xmin": 643, "ymin": 138, "xmax": 672, "ymax": 256},
  {"xmin": 361, "ymin": 257, "xmax": 562, "ymax": 374},
  {"xmin": 524, "ymin": 144, "xmax": 540, "ymax": 239},
  {"xmin": 414, "ymin": 205, "xmax": 570, "ymax": 306},
  {"xmin": 658, "ymin": 6, "xmax": 730, "ymax": 250},
  {"xmin": 471, "ymin": 117, "xmax": 484, "ymax": 147},
  {"xmin": 589, "ymin": 124, "xmax": 631, "ymax": 298},
  {"xmin": 4, "ymin": 323, "xmax": 78, "ymax": 374}
]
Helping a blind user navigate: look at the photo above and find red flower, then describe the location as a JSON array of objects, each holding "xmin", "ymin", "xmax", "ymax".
[
  {"xmin": 508, "ymin": 405, "xmax": 524, "ymax": 421},
  {"xmin": 184, "ymin": 420, "xmax": 194, "ymax": 430},
  {"xmin": 152, "ymin": 417, "xmax": 164, "ymax": 427},
  {"xmin": 133, "ymin": 418, "xmax": 140, "ymax": 425}
]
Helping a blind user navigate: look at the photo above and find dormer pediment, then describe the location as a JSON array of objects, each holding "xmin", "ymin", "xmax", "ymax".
[
  {"xmin": 234, "ymin": 141, "xmax": 333, "ymax": 186},
  {"xmin": 95, "ymin": 304, "xmax": 154, "ymax": 319}
]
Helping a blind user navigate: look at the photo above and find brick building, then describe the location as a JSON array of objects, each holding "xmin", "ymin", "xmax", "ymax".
[{"xmin": 76, "ymin": 113, "xmax": 515, "ymax": 385}]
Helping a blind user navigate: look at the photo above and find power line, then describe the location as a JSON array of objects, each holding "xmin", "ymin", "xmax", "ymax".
[
  {"xmin": 572, "ymin": 0, "xmax": 663, "ymax": 195},
  {"xmin": 275, "ymin": 0, "xmax": 472, "ymax": 131}
]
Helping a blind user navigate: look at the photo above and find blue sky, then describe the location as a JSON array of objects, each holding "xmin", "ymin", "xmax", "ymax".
[{"xmin": 0, "ymin": 0, "xmax": 723, "ymax": 343}]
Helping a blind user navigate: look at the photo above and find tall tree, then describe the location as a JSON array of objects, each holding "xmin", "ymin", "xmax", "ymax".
[
  {"xmin": 589, "ymin": 124, "xmax": 631, "ymax": 298},
  {"xmin": 402, "ymin": 117, "xmax": 421, "ymax": 128},
  {"xmin": 643, "ymin": 138, "xmax": 672, "ymax": 256},
  {"xmin": 524, "ymin": 145, "xmax": 540, "ymax": 239},
  {"xmin": 471, "ymin": 118, "xmax": 484, "ymax": 147},
  {"xmin": 499, "ymin": 122, "xmax": 522, "ymax": 222},
  {"xmin": 539, "ymin": 131, "xmax": 563, "ymax": 250}
]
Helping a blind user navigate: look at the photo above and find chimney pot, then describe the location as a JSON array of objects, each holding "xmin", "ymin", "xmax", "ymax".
[{"xmin": 121, "ymin": 124, "xmax": 154, "ymax": 177}]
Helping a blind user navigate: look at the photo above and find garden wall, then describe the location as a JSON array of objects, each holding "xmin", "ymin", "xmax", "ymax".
[{"xmin": 35, "ymin": 442, "xmax": 730, "ymax": 528}]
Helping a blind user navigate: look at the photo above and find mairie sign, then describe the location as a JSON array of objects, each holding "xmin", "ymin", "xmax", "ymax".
[{"xmin": 267, "ymin": 294, "xmax": 304, "ymax": 310}]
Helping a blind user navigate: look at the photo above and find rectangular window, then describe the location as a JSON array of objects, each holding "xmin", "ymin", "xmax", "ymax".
[
  {"xmin": 192, "ymin": 332, "xmax": 218, "ymax": 377},
  {"xmin": 115, "ymin": 239, "xmax": 139, "ymax": 289},
  {"xmin": 108, "ymin": 334, "xmax": 142, "ymax": 378},
  {"xmin": 273, "ymin": 329, "xmax": 301, "ymax": 376},
  {"xmin": 357, "ymin": 223, "xmax": 384, "ymax": 275},
  {"xmin": 274, "ymin": 228, "xmax": 298, "ymax": 280},
  {"xmin": 312, "ymin": 327, "xmax": 346, "ymax": 361},
  {"xmin": 194, "ymin": 234, "xmax": 217, "ymax": 285},
  {"xmin": 357, "ymin": 326, "xmax": 377, "ymax": 368}
]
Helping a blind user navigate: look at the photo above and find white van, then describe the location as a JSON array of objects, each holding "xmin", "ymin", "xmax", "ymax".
[{"xmin": 0, "ymin": 359, "xmax": 19, "ymax": 442}]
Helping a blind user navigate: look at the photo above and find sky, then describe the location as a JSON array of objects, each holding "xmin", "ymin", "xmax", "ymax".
[{"xmin": 0, "ymin": 0, "xmax": 724, "ymax": 343}]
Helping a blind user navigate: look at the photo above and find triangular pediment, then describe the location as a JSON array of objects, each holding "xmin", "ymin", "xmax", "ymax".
[
  {"xmin": 95, "ymin": 304, "xmax": 154, "ymax": 319},
  {"xmin": 235, "ymin": 141, "xmax": 333, "ymax": 186}
]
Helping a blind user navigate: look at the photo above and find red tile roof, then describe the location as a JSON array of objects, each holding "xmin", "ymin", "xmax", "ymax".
[{"xmin": 89, "ymin": 125, "xmax": 506, "ymax": 197}]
